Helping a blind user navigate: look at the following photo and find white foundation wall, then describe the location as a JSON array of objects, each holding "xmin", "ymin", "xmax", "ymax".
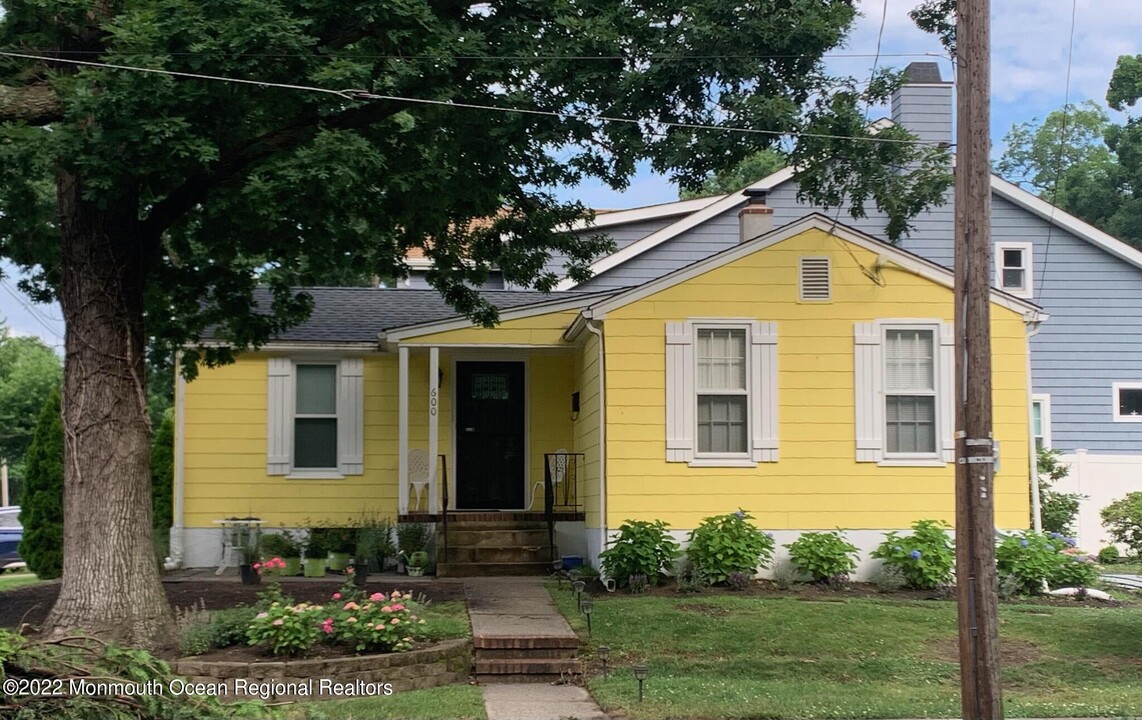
[{"xmin": 1056, "ymin": 450, "xmax": 1142, "ymax": 551}]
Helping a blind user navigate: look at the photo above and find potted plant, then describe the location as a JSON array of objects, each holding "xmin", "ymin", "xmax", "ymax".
[
  {"xmin": 260, "ymin": 531, "xmax": 302, "ymax": 577},
  {"xmin": 239, "ymin": 543, "xmax": 261, "ymax": 585},
  {"xmin": 303, "ymin": 530, "xmax": 327, "ymax": 578},
  {"xmin": 397, "ymin": 523, "xmax": 431, "ymax": 574},
  {"xmin": 356, "ymin": 518, "xmax": 397, "ymax": 576},
  {"xmin": 326, "ymin": 527, "xmax": 355, "ymax": 571},
  {"xmin": 405, "ymin": 550, "xmax": 430, "ymax": 577},
  {"xmin": 229, "ymin": 524, "xmax": 262, "ymax": 584}
]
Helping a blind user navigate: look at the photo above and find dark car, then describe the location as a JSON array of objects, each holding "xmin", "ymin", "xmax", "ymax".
[{"xmin": 0, "ymin": 526, "xmax": 22, "ymax": 570}]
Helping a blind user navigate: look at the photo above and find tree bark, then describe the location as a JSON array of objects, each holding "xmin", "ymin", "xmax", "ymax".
[
  {"xmin": 44, "ymin": 170, "xmax": 174, "ymax": 650},
  {"xmin": 0, "ymin": 83, "xmax": 62, "ymax": 125}
]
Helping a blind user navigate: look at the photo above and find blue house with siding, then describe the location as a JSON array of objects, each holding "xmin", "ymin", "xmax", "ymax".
[{"xmin": 551, "ymin": 62, "xmax": 1142, "ymax": 550}]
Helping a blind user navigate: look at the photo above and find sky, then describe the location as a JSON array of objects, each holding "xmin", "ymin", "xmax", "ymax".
[{"xmin": 3, "ymin": 0, "xmax": 1142, "ymax": 347}]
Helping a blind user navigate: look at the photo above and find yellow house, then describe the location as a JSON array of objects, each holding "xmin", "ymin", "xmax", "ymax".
[{"xmin": 173, "ymin": 214, "xmax": 1044, "ymax": 577}]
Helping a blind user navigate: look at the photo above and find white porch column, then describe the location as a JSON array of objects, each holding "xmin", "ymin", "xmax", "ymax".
[
  {"xmin": 428, "ymin": 347, "xmax": 440, "ymax": 514},
  {"xmin": 398, "ymin": 346, "xmax": 410, "ymax": 515}
]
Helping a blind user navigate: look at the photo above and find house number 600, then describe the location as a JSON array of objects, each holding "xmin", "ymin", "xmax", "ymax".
[{"xmin": 430, "ymin": 388, "xmax": 438, "ymax": 416}]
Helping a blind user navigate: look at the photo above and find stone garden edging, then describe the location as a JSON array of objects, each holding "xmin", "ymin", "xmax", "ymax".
[{"xmin": 172, "ymin": 638, "xmax": 471, "ymax": 701}]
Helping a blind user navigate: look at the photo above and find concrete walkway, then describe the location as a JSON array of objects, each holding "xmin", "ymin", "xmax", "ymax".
[{"xmin": 465, "ymin": 577, "xmax": 608, "ymax": 720}]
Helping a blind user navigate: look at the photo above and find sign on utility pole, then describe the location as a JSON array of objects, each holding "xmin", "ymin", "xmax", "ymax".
[{"xmin": 954, "ymin": 0, "xmax": 1004, "ymax": 717}]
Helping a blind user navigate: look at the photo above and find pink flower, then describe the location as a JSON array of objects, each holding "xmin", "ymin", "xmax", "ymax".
[
  {"xmin": 369, "ymin": 592, "xmax": 384, "ymax": 601},
  {"xmin": 343, "ymin": 602, "xmax": 359, "ymax": 611},
  {"xmin": 321, "ymin": 618, "xmax": 334, "ymax": 634},
  {"xmin": 381, "ymin": 605, "xmax": 393, "ymax": 613},
  {"xmin": 390, "ymin": 604, "xmax": 405, "ymax": 612},
  {"xmin": 256, "ymin": 612, "xmax": 269, "ymax": 619},
  {"xmin": 273, "ymin": 619, "xmax": 284, "ymax": 626},
  {"xmin": 392, "ymin": 591, "xmax": 401, "ymax": 599},
  {"xmin": 391, "ymin": 618, "xmax": 400, "ymax": 625},
  {"xmin": 347, "ymin": 616, "xmax": 358, "ymax": 623},
  {"xmin": 347, "ymin": 566, "xmax": 356, "ymax": 575},
  {"xmin": 375, "ymin": 623, "xmax": 386, "ymax": 630},
  {"xmin": 332, "ymin": 592, "xmax": 342, "ymax": 600}
]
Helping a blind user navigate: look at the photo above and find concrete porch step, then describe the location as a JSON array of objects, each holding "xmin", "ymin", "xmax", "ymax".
[
  {"xmin": 444, "ymin": 528, "xmax": 552, "ymax": 546},
  {"xmin": 444, "ymin": 545, "xmax": 555, "ymax": 564},
  {"xmin": 474, "ymin": 673, "xmax": 573, "ymax": 685},
  {"xmin": 474, "ymin": 635, "xmax": 579, "ymax": 650},
  {"xmin": 437, "ymin": 561, "xmax": 552, "ymax": 577},
  {"xmin": 475, "ymin": 646, "xmax": 578, "ymax": 660},
  {"xmin": 474, "ymin": 658, "xmax": 582, "ymax": 676}
]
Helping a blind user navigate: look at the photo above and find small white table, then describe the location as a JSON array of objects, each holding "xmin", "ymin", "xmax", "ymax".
[{"xmin": 211, "ymin": 519, "xmax": 263, "ymax": 575}]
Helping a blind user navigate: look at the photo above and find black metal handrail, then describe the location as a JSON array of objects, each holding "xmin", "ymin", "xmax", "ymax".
[
  {"xmin": 439, "ymin": 454, "xmax": 449, "ymax": 565},
  {"xmin": 543, "ymin": 452, "xmax": 584, "ymax": 564}
]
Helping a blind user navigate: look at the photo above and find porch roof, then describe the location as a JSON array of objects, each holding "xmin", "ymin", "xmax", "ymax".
[{"xmin": 219, "ymin": 287, "xmax": 599, "ymax": 344}]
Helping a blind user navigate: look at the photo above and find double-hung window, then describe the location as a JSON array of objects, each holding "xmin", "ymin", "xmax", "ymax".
[
  {"xmin": 884, "ymin": 329, "xmax": 938, "ymax": 457},
  {"xmin": 267, "ymin": 357, "xmax": 364, "ymax": 477},
  {"xmin": 1031, "ymin": 394, "xmax": 1051, "ymax": 448},
  {"xmin": 995, "ymin": 242, "xmax": 1033, "ymax": 298},
  {"xmin": 665, "ymin": 320, "xmax": 778, "ymax": 465},
  {"xmin": 696, "ymin": 328, "xmax": 749, "ymax": 455},
  {"xmin": 854, "ymin": 320, "xmax": 954, "ymax": 465}
]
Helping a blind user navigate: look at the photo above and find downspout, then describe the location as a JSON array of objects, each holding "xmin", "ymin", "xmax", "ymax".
[
  {"xmin": 1025, "ymin": 316, "xmax": 1043, "ymax": 534},
  {"xmin": 165, "ymin": 355, "xmax": 187, "ymax": 570},
  {"xmin": 584, "ymin": 319, "xmax": 611, "ymax": 589}
]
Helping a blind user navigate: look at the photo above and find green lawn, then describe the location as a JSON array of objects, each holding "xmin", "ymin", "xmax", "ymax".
[
  {"xmin": 0, "ymin": 571, "xmax": 42, "ymax": 591},
  {"xmin": 550, "ymin": 584, "xmax": 1142, "ymax": 719},
  {"xmin": 283, "ymin": 684, "xmax": 485, "ymax": 720},
  {"xmin": 417, "ymin": 600, "xmax": 471, "ymax": 641}
]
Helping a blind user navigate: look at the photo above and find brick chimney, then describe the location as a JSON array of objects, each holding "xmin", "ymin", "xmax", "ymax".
[
  {"xmin": 739, "ymin": 189, "xmax": 774, "ymax": 243},
  {"xmin": 890, "ymin": 61, "xmax": 953, "ymax": 147}
]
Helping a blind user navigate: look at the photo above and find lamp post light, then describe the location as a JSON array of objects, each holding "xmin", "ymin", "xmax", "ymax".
[
  {"xmin": 633, "ymin": 664, "xmax": 649, "ymax": 702},
  {"xmin": 581, "ymin": 595, "xmax": 593, "ymax": 636},
  {"xmin": 568, "ymin": 568, "xmax": 581, "ymax": 587},
  {"xmin": 598, "ymin": 645, "xmax": 610, "ymax": 678},
  {"xmin": 572, "ymin": 579, "xmax": 586, "ymax": 609}
]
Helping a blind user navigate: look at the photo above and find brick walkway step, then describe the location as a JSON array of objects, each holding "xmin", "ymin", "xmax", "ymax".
[
  {"xmin": 438, "ymin": 561, "xmax": 551, "ymax": 577},
  {"xmin": 474, "ymin": 635, "xmax": 579, "ymax": 650},
  {"xmin": 475, "ymin": 658, "xmax": 582, "ymax": 675},
  {"xmin": 475, "ymin": 646, "xmax": 578, "ymax": 659}
]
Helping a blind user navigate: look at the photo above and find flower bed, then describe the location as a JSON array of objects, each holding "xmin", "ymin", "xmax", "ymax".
[{"xmin": 172, "ymin": 638, "xmax": 470, "ymax": 700}]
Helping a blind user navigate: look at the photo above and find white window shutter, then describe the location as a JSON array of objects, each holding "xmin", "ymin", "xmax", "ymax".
[
  {"xmin": 267, "ymin": 358, "xmax": 293, "ymax": 475},
  {"xmin": 338, "ymin": 358, "xmax": 365, "ymax": 475},
  {"xmin": 854, "ymin": 323, "xmax": 883, "ymax": 462},
  {"xmin": 665, "ymin": 322, "xmax": 695, "ymax": 462},
  {"xmin": 750, "ymin": 321, "xmax": 779, "ymax": 462},
  {"xmin": 939, "ymin": 322, "xmax": 956, "ymax": 463}
]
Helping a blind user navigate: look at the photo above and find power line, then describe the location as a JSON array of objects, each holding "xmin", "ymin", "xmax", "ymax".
[
  {"xmin": 5, "ymin": 48, "xmax": 954, "ymax": 62},
  {"xmin": 0, "ymin": 280, "xmax": 64, "ymax": 345},
  {"xmin": 0, "ymin": 50, "xmax": 953, "ymax": 148},
  {"xmin": 1035, "ymin": 0, "xmax": 1078, "ymax": 298}
]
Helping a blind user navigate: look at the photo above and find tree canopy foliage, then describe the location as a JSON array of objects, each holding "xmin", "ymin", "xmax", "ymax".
[
  {"xmin": 0, "ymin": 321, "xmax": 60, "ymax": 467},
  {"xmin": 18, "ymin": 387, "xmax": 63, "ymax": 579},
  {"xmin": 679, "ymin": 148, "xmax": 788, "ymax": 199}
]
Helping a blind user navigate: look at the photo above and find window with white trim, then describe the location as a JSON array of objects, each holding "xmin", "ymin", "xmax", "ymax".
[
  {"xmin": 995, "ymin": 242, "xmax": 1033, "ymax": 298},
  {"xmin": 1113, "ymin": 383, "xmax": 1142, "ymax": 423},
  {"xmin": 267, "ymin": 357, "xmax": 364, "ymax": 477},
  {"xmin": 854, "ymin": 320, "xmax": 954, "ymax": 465},
  {"xmin": 665, "ymin": 320, "xmax": 778, "ymax": 465},
  {"xmin": 1031, "ymin": 394, "xmax": 1051, "ymax": 449}
]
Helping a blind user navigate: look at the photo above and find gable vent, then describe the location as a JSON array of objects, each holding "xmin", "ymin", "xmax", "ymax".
[{"xmin": 799, "ymin": 257, "xmax": 831, "ymax": 300}]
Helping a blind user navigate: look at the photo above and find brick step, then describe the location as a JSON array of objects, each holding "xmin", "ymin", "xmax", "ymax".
[
  {"xmin": 440, "ymin": 520, "xmax": 548, "ymax": 530},
  {"xmin": 473, "ymin": 673, "xmax": 572, "ymax": 684},
  {"xmin": 442, "ymin": 545, "xmax": 555, "ymax": 564},
  {"xmin": 442, "ymin": 528, "xmax": 551, "ymax": 546},
  {"xmin": 475, "ymin": 647, "xmax": 579, "ymax": 660},
  {"xmin": 474, "ymin": 636, "xmax": 579, "ymax": 650},
  {"xmin": 436, "ymin": 561, "xmax": 551, "ymax": 577},
  {"xmin": 474, "ymin": 658, "xmax": 582, "ymax": 676}
]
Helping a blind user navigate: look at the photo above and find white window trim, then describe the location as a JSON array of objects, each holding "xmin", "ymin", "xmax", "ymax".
[
  {"xmin": 855, "ymin": 319, "xmax": 953, "ymax": 467},
  {"xmin": 882, "ymin": 323, "xmax": 942, "ymax": 463},
  {"xmin": 1031, "ymin": 393, "xmax": 1052, "ymax": 448},
  {"xmin": 293, "ymin": 362, "xmax": 340, "ymax": 473},
  {"xmin": 665, "ymin": 318, "xmax": 778, "ymax": 466},
  {"xmin": 694, "ymin": 322, "xmax": 752, "ymax": 462},
  {"xmin": 1112, "ymin": 382, "xmax": 1142, "ymax": 423},
  {"xmin": 995, "ymin": 241, "xmax": 1033, "ymax": 299},
  {"xmin": 267, "ymin": 357, "xmax": 364, "ymax": 477}
]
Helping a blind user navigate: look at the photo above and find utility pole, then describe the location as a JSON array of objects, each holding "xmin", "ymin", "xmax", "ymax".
[{"xmin": 954, "ymin": 0, "xmax": 1003, "ymax": 718}]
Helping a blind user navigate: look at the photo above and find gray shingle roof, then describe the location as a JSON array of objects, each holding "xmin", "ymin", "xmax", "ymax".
[{"xmin": 231, "ymin": 288, "xmax": 595, "ymax": 344}]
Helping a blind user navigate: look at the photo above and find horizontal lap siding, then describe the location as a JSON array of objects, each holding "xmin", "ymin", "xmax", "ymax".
[
  {"xmin": 528, "ymin": 355, "xmax": 577, "ymax": 508},
  {"xmin": 602, "ymin": 227, "xmax": 1030, "ymax": 531},
  {"xmin": 574, "ymin": 333, "xmax": 602, "ymax": 529}
]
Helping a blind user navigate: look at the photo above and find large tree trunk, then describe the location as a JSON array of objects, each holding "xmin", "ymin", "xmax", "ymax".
[{"xmin": 44, "ymin": 171, "xmax": 174, "ymax": 650}]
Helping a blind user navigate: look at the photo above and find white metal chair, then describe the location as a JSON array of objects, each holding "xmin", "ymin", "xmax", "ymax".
[
  {"xmin": 528, "ymin": 449, "xmax": 569, "ymax": 511},
  {"xmin": 408, "ymin": 449, "xmax": 431, "ymax": 511}
]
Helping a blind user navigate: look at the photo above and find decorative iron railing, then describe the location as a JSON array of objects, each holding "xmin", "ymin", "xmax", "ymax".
[{"xmin": 544, "ymin": 452, "xmax": 584, "ymax": 563}]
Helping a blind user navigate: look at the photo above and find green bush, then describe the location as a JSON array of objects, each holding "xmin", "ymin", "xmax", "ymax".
[
  {"xmin": 260, "ymin": 532, "xmax": 298, "ymax": 558},
  {"xmin": 996, "ymin": 531, "xmax": 1098, "ymax": 594},
  {"xmin": 786, "ymin": 531, "xmax": 860, "ymax": 584},
  {"xmin": 17, "ymin": 388, "xmax": 63, "ymax": 579},
  {"xmin": 1037, "ymin": 448, "xmax": 1083, "ymax": 535},
  {"xmin": 673, "ymin": 558, "xmax": 711, "ymax": 593},
  {"xmin": 1101, "ymin": 492, "xmax": 1142, "ymax": 558},
  {"xmin": 599, "ymin": 520, "xmax": 680, "ymax": 587},
  {"xmin": 151, "ymin": 409, "xmax": 175, "ymax": 565},
  {"xmin": 685, "ymin": 510, "xmax": 774, "ymax": 584},
  {"xmin": 871, "ymin": 519, "xmax": 955, "ymax": 591},
  {"xmin": 1098, "ymin": 545, "xmax": 1121, "ymax": 565},
  {"xmin": 396, "ymin": 523, "xmax": 431, "ymax": 556},
  {"xmin": 179, "ymin": 607, "xmax": 258, "ymax": 655}
]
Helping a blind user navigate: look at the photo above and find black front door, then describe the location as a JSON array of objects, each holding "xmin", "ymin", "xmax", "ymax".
[{"xmin": 456, "ymin": 361, "xmax": 526, "ymax": 509}]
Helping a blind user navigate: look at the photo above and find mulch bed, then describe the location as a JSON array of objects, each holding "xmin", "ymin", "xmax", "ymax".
[{"xmin": 0, "ymin": 577, "xmax": 467, "ymax": 630}]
